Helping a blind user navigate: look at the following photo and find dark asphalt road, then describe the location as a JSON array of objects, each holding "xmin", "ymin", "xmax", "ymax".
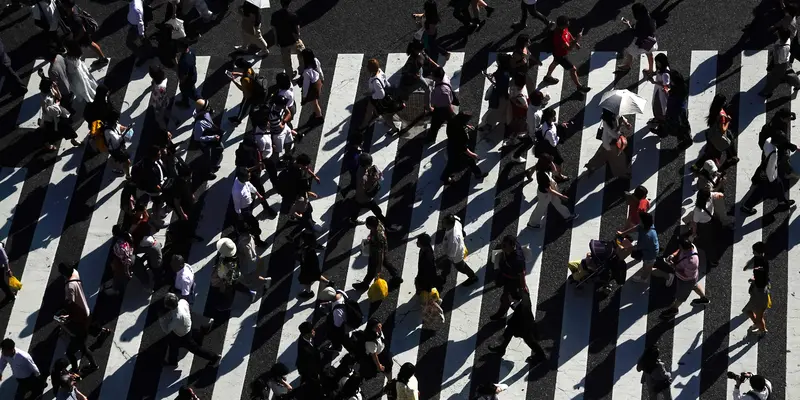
[{"xmin": 0, "ymin": 0, "xmax": 793, "ymax": 399}]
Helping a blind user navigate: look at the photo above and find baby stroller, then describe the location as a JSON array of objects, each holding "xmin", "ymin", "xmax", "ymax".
[{"xmin": 567, "ymin": 239, "xmax": 626, "ymax": 294}]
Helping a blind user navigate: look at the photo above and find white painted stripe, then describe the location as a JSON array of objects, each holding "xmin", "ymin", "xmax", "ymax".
[
  {"xmin": 212, "ymin": 60, "xmax": 286, "ymax": 400},
  {"xmin": 727, "ymin": 50, "xmax": 766, "ymax": 395},
  {"xmin": 786, "ymin": 60, "xmax": 800, "ymax": 398},
  {"xmin": 554, "ymin": 51, "xmax": 616, "ymax": 400},
  {"xmin": 670, "ymin": 50, "xmax": 717, "ymax": 400},
  {"xmin": 16, "ymin": 59, "xmax": 47, "ymax": 129},
  {"xmin": 275, "ymin": 54, "xmax": 364, "ymax": 387},
  {"xmin": 611, "ymin": 52, "xmax": 665, "ymax": 400},
  {"xmin": 0, "ymin": 168, "xmax": 26, "ymax": 242},
  {"xmin": 388, "ymin": 52, "xmax": 465, "ymax": 369},
  {"xmin": 439, "ymin": 53, "xmax": 504, "ymax": 399},
  {"xmin": 291, "ymin": 55, "xmax": 303, "ymax": 129},
  {"xmin": 501, "ymin": 53, "xmax": 564, "ymax": 395},
  {"xmin": 94, "ymin": 62, "xmax": 163, "ymax": 399},
  {"xmin": 156, "ymin": 59, "xmax": 262, "ymax": 398}
]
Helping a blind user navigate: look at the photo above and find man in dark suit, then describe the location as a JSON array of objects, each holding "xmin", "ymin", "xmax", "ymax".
[
  {"xmin": 295, "ymin": 322, "xmax": 323, "ymax": 396},
  {"xmin": 488, "ymin": 289, "xmax": 548, "ymax": 364}
]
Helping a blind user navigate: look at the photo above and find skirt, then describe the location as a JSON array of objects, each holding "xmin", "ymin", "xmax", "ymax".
[{"xmin": 743, "ymin": 284, "xmax": 769, "ymax": 313}]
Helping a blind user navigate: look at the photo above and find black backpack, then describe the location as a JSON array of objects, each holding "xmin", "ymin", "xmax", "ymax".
[
  {"xmin": 74, "ymin": 6, "xmax": 99, "ymax": 35},
  {"xmin": 250, "ymin": 75, "xmax": 271, "ymax": 105},
  {"xmin": 276, "ymin": 167, "xmax": 295, "ymax": 198},
  {"xmin": 334, "ymin": 296, "xmax": 364, "ymax": 329}
]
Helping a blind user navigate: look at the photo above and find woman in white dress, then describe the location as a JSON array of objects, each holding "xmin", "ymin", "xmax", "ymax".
[
  {"xmin": 650, "ymin": 53, "xmax": 671, "ymax": 124},
  {"xmin": 65, "ymin": 44, "xmax": 97, "ymax": 104}
]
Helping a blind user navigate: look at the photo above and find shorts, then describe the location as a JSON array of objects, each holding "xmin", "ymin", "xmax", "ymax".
[
  {"xmin": 627, "ymin": 41, "xmax": 658, "ymax": 56},
  {"xmin": 675, "ymin": 277, "xmax": 697, "ymax": 303},
  {"xmin": 553, "ymin": 55, "xmax": 574, "ymax": 70}
]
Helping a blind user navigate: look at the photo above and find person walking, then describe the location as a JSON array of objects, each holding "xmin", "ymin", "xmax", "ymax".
[
  {"xmin": 513, "ymin": 0, "xmax": 555, "ymax": 31},
  {"xmin": 636, "ymin": 347, "xmax": 673, "ymax": 400},
  {"xmin": 488, "ymin": 289, "xmax": 548, "ymax": 364},
  {"xmin": 192, "ymin": 99, "xmax": 224, "ymax": 179},
  {"xmin": 423, "ymin": 66, "xmax": 456, "ymax": 144},
  {"xmin": 490, "ymin": 236, "xmax": 528, "ymax": 320},
  {"xmin": 413, "ymin": 0, "xmax": 450, "ymax": 61},
  {"xmin": 149, "ymin": 65, "xmax": 171, "ymax": 131},
  {"xmin": 443, "ymin": 214, "xmax": 478, "ymax": 286},
  {"xmin": 228, "ymin": 59, "xmax": 258, "ymax": 125},
  {"xmin": 347, "ymin": 153, "xmax": 392, "ymax": 227},
  {"xmin": 743, "ymin": 242, "xmax": 770, "ymax": 336},
  {"xmin": 176, "ymin": 41, "xmax": 199, "ymax": 108},
  {"xmin": 45, "ymin": 49, "xmax": 73, "ymax": 112},
  {"xmin": 741, "ymin": 136, "xmax": 797, "ymax": 215},
  {"xmin": 0, "ymin": 338, "xmax": 44, "ymax": 395},
  {"xmin": 352, "ymin": 216, "xmax": 402, "ymax": 289},
  {"xmin": 659, "ymin": 238, "xmax": 710, "ymax": 319},
  {"xmin": 236, "ymin": 0, "xmax": 269, "ymax": 57},
  {"xmin": 297, "ymin": 231, "xmax": 331, "ymax": 299},
  {"xmin": 759, "ymin": 109, "xmax": 800, "ymax": 180},
  {"xmin": 51, "ymin": 358, "xmax": 88, "ymax": 400},
  {"xmin": 83, "ymin": 84, "xmax": 117, "ymax": 130},
  {"xmin": 731, "ymin": 373, "xmax": 772, "ymax": 400},
  {"xmin": 64, "ymin": 42, "xmax": 98, "ymax": 104},
  {"xmin": 57, "ymin": 262, "xmax": 99, "ymax": 373},
  {"xmin": 760, "ymin": 27, "xmax": 800, "ymax": 98},
  {"xmin": 300, "ymin": 48, "xmax": 324, "ymax": 122},
  {"xmin": 541, "ymin": 16, "xmax": 591, "ymax": 93},
  {"xmin": 0, "ymin": 242, "xmax": 16, "ymax": 303},
  {"xmin": 398, "ymin": 40, "xmax": 436, "ymax": 116},
  {"xmin": 232, "ymin": 167, "xmax": 269, "ymax": 231},
  {"xmin": 529, "ymin": 108, "xmax": 569, "ymax": 179},
  {"xmin": 584, "ymin": 109, "xmax": 632, "ymax": 179},
  {"xmin": 441, "ymin": 111, "xmax": 487, "ymax": 185},
  {"xmin": 361, "ymin": 318, "xmax": 391, "ymax": 379},
  {"xmin": 39, "ymin": 74, "xmax": 80, "ymax": 151},
  {"xmin": 526, "ymin": 154, "xmax": 576, "ymax": 229},
  {"xmin": 505, "ymin": 73, "xmax": 528, "ymax": 148},
  {"xmin": 617, "ymin": 211, "xmax": 659, "ymax": 282},
  {"xmin": 395, "ymin": 362, "xmax": 420, "ymax": 400},
  {"xmin": 103, "ymin": 111, "xmax": 132, "ymax": 178},
  {"xmin": 359, "ymin": 58, "xmax": 402, "ymax": 135},
  {"xmin": 479, "ymin": 53, "xmax": 511, "ymax": 135},
  {"xmin": 617, "ymin": 3, "xmax": 658, "ymax": 75},
  {"xmin": 296, "ymin": 321, "xmax": 324, "ymax": 391},
  {"xmin": 171, "ymin": 254, "xmax": 196, "ymax": 304},
  {"xmin": 31, "ymin": 0, "xmax": 62, "ymax": 49},
  {"xmin": 692, "ymin": 94, "xmax": 738, "ymax": 172},
  {"xmin": 414, "ymin": 233, "xmax": 440, "ymax": 294},
  {"xmin": 159, "ymin": 293, "xmax": 220, "ymax": 367},
  {"xmin": 0, "ymin": 39, "xmax": 25, "ymax": 97},
  {"xmin": 271, "ymin": 0, "xmax": 301, "ymax": 76},
  {"xmin": 62, "ymin": 0, "xmax": 108, "ymax": 66},
  {"xmin": 509, "ymin": 34, "xmax": 539, "ymax": 97},
  {"xmin": 648, "ymin": 53, "xmax": 671, "ymax": 126},
  {"xmin": 512, "ymin": 90, "xmax": 544, "ymax": 164}
]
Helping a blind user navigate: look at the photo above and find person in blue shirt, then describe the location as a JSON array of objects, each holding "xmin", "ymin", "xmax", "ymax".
[{"xmin": 618, "ymin": 211, "xmax": 659, "ymax": 282}]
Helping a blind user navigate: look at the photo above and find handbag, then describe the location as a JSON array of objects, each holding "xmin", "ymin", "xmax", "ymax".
[
  {"xmin": 8, "ymin": 276, "xmax": 22, "ymax": 291},
  {"xmin": 367, "ymin": 277, "xmax": 389, "ymax": 302}
]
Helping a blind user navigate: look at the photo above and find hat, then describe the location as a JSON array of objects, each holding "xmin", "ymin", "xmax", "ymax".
[
  {"xmin": 318, "ymin": 286, "xmax": 336, "ymax": 302},
  {"xmin": 216, "ymin": 238, "xmax": 237, "ymax": 258},
  {"xmin": 702, "ymin": 159, "xmax": 718, "ymax": 175}
]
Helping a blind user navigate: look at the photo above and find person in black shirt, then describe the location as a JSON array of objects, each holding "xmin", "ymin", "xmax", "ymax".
[
  {"xmin": 743, "ymin": 242, "xmax": 770, "ymax": 336},
  {"xmin": 617, "ymin": 3, "xmax": 657, "ymax": 74},
  {"xmin": 61, "ymin": 0, "xmax": 108, "ymax": 65},
  {"xmin": 415, "ymin": 233, "xmax": 440, "ymax": 294},
  {"xmin": 441, "ymin": 111, "xmax": 487, "ymax": 185},
  {"xmin": 488, "ymin": 289, "xmax": 548, "ymax": 364},
  {"xmin": 526, "ymin": 154, "xmax": 576, "ymax": 229},
  {"xmin": 490, "ymin": 235, "xmax": 528, "ymax": 320},
  {"xmin": 271, "ymin": 0, "xmax": 301, "ymax": 76},
  {"xmin": 176, "ymin": 41, "xmax": 198, "ymax": 108}
]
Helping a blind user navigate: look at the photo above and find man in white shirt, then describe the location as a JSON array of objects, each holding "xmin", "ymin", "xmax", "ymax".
[
  {"xmin": 159, "ymin": 293, "xmax": 219, "ymax": 366},
  {"xmin": 232, "ymin": 167, "xmax": 267, "ymax": 226},
  {"xmin": 171, "ymin": 255, "xmax": 196, "ymax": 303},
  {"xmin": 742, "ymin": 137, "xmax": 796, "ymax": 215},
  {"xmin": 731, "ymin": 373, "xmax": 772, "ymax": 400},
  {"xmin": 0, "ymin": 338, "xmax": 44, "ymax": 394},
  {"xmin": 760, "ymin": 27, "xmax": 800, "ymax": 98},
  {"xmin": 512, "ymin": 90, "xmax": 547, "ymax": 163}
]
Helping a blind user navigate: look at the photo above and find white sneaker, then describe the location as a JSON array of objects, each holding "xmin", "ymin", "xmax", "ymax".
[
  {"xmin": 256, "ymin": 49, "xmax": 270, "ymax": 57},
  {"xmin": 512, "ymin": 156, "xmax": 526, "ymax": 164}
]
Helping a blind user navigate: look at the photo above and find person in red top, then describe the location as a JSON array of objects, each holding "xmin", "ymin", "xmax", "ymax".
[
  {"xmin": 621, "ymin": 185, "xmax": 650, "ymax": 232},
  {"xmin": 541, "ymin": 16, "xmax": 591, "ymax": 93}
]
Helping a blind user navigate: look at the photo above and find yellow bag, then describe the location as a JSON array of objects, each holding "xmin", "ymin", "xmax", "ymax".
[
  {"xmin": 420, "ymin": 288, "xmax": 440, "ymax": 303},
  {"xmin": 8, "ymin": 276, "xmax": 21, "ymax": 291},
  {"xmin": 367, "ymin": 277, "xmax": 388, "ymax": 302},
  {"xmin": 89, "ymin": 120, "xmax": 107, "ymax": 153},
  {"xmin": 767, "ymin": 293, "xmax": 772, "ymax": 309},
  {"xmin": 463, "ymin": 245, "xmax": 468, "ymax": 260}
]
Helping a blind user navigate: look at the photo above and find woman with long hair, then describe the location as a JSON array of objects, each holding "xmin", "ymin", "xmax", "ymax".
[
  {"xmin": 300, "ymin": 48, "xmax": 324, "ymax": 122},
  {"xmin": 584, "ymin": 108, "xmax": 632, "ymax": 178},
  {"xmin": 617, "ymin": 3, "xmax": 658, "ymax": 74},
  {"xmin": 650, "ymin": 53, "xmax": 670, "ymax": 124},
  {"xmin": 362, "ymin": 318, "xmax": 390, "ymax": 379},
  {"xmin": 692, "ymin": 94, "xmax": 737, "ymax": 171},
  {"xmin": 413, "ymin": 0, "xmax": 450, "ymax": 61},
  {"xmin": 743, "ymin": 242, "xmax": 770, "ymax": 336}
]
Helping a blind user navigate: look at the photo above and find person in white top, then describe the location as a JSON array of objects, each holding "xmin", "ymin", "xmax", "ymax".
[
  {"xmin": 148, "ymin": 65, "xmax": 170, "ymax": 130},
  {"xmin": 359, "ymin": 58, "xmax": 402, "ymax": 133},
  {"xmin": 760, "ymin": 27, "xmax": 800, "ymax": 98},
  {"xmin": 0, "ymin": 339, "xmax": 43, "ymax": 393},
  {"xmin": 127, "ymin": 0, "xmax": 144, "ymax": 39},
  {"xmin": 585, "ymin": 108, "xmax": 631, "ymax": 179},
  {"xmin": 511, "ymin": 89, "xmax": 546, "ymax": 164},
  {"xmin": 232, "ymin": 167, "xmax": 267, "ymax": 220},
  {"xmin": 38, "ymin": 73, "xmax": 80, "ymax": 151},
  {"xmin": 731, "ymin": 373, "xmax": 772, "ymax": 400},
  {"xmin": 363, "ymin": 318, "xmax": 387, "ymax": 376},
  {"xmin": 64, "ymin": 44, "xmax": 98, "ymax": 104},
  {"xmin": 741, "ymin": 137, "xmax": 796, "ymax": 214},
  {"xmin": 300, "ymin": 48, "xmax": 324, "ymax": 120},
  {"xmin": 649, "ymin": 53, "xmax": 670, "ymax": 123},
  {"xmin": 171, "ymin": 255, "xmax": 196, "ymax": 303},
  {"xmin": 443, "ymin": 214, "xmax": 478, "ymax": 285},
  {"xmin": 159, "ymin": 293, "xmax": 219, "ymax": 366},
  {"xmin": 103, "ymin": 111, "xmax": 132, "ymax": 178},
  {"xmin": 395, "ymin": 362, "xmax": 420, "ymax": 400}
]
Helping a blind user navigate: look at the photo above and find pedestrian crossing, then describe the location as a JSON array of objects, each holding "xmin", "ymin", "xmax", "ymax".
[{"xmin": 0, "ymin": 49, "xmax": 799, "ymax": 399}]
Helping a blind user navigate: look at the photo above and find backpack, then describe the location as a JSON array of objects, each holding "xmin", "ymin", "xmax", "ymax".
[
  {"xmin": 333, "ymin": 296, "xmax": 364, "ymax": 329},
  {"xmin": 363, "ymin": 165, "xmax": 382, "ymax": 198},
  {"xmin": 250, "ymin": 75, "xmax": 271, "ymax": 105},
  {"xmin": 74, "ymin": 6, "xmax": 99, "ymax": 35},
  {"xmin": 89, "ymin": 120, "xmax": 107, "ymax": 152}
]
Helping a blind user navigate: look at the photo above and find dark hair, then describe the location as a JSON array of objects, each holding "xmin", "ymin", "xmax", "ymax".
[
  {"xmin": 172, "ymin": 254, "xmax": 185, "ymax": 265},
  {"xmin": 535, "ymin": 153, "xmax": 555, "ymax": 171},
  {"xmin": 365, "ymin": 216, "xmax": 379, "ymax": 229},
  {"xmin": 752, "ymin": 241, "xmax": 766, "ymax": 255},
  {"xmin": 397, "ymin": 363, "xmax": 416, "ymax": 384},
  {"xmin": 654, "ymin": 53, "xmax": 669, "ymax": 73},
  {"xmin": 512, "ymin": 72, "xmax": 526, "ymax": 88},
  {"xmin": 695, "ymin": 188, "xmax": 712, "ymax": 215},
  {"xmin": 423, "ymin": 0, "xmax": 440, "ymax": 25},
  {"xmin": 542, "ymin": 108, "xmax": 556, "ymax": 122},
  {"xmin": 0, "ymin": 338, "xmax": 14, "ymax": 351},
  {"xmin": 778, "ymin": 27, "xmax": 791, "ymax": 42},
  {"xmin": 406, "ymin": 40, "xmax": 424, "ymax": 56},
  {"xmin": 501, "ymin": 235, "xmax": 517, "ymax": 248},
  {"xmin": 706, "ymin": 94, "xmax": 727, "ymax": 129},
  {"xmin": 364, "ymin": 318, "xmax": 381, "ymax": 341},
  {"xmin": 296, "ymin": 153, "xmax": 312, "ymax": 166},
  {"xmin": 639, "ymin": 211, "xmax": 653, "ymax": 229},
  {"xmin": 164, "ymin": 293, "xmax": 179, "ymax": 309},
  {"xmin": 556, "ymin": 15, "xmax": 569, "ymax": 27},
  {"xmin": 633, "ymin": 185, "xmax": 648, "ymax": 200},
  {"xmin": 417, "ymin": 233, "xmax": 432, "ymax": 246},
  {"xmin": 530, "ymin": 90, "xmax": 545, "ymax": 107},
  {"xmin": 106, "ymin": 109, "xmax": 121, "ymax": 125},
  {"xmin": 514, "ymin": 34, "xmax": 530, "ymax": 51},
  {"xmin": 679, "ymin": 237, "xmax": 693, "ymax": 250},
  {"xmin": 495, "ymin": 53, "xmax": 512, "ymax": 72},
  {"xmin": 601, "ymin": 109, "xmax": 618, "ymax": 130},
  {"xmin": 276, "ymin": 72, "xmax": 291, "ymax": 91},
  {"xmin": 149, "ymin": 65, "xmax": 166, "ymax": 83},
  {"xmin": 299, "ymin": 321, "xmax": 313, "ymax": 335},
  {"xmin": 631, "ymin": 3, "xmax": 649, "ymax": 20},
  {"xmin": 53, "ymin": 358, "xmax": 70, "ymax": 373},
  {"xmin": 358, "ymin": 152, "xmax": 373, "ymax": 167},
  {"xmin": 749, "ymin": 375, "xmax": 766, "ymax": 391},
  {"xmin": 95, "ymin": 84, "xmax": 109, "ymax": 104},
  {"xmin": 269, "ymin": 362, "xmax": 290, "ymax": 379},
  {"xmin": 58, "ymin": 262, "xmax": 74, "ymax": 277},
  {"xmin": 301, "ymin": 49, "xmax": 318, "ymax": 72},
  {"xmin": 236, "ymin": 167, "xmax": 250, "ymax": 182}
]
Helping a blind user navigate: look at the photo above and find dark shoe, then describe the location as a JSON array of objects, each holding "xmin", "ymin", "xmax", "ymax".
[
  {"xmin": 659, "ymin": 308, "xmax": 679, "ymax": 319},
  {"xmin": 526, "ymin": 353, "xmax": 546, "ymax": 364},
  {"xmin": 542, "ymin": 76, "xmax": 559, "ymax": 84},
  {"xmin": 740, "ymin": 206, "xmax": 757, "ymax": 216},
  {"xmin": 352, "ymin": 281, "xmax": 369, "ymax": 290},
  {"xmin": 228, "ymin": 116, "xmax": 241, "ymax": 125},
  {"xmin": 473, "ymin": 172, "xmax": 489, "ymax": 180},
  {"xmin": 488, "ymin": 344, "xmax": 505, "ymax": 354},
  {"xmin": 461, "ymin": 276, "xmax": 478, "ymax": 286},
  {"xmin": 92, "ymin": 58, "xmax": 110, "ymax": 66},
  {"xmin": 778, "ymin": 200, "xmax": 797, "ymax": 210},
  {"xmin": 298, "ymin": 290, "xmax": 314, "ymax": 299},
  {"xmin": 209, "ymin": 354, "xmax": 221, "ymax": 367},
  {"xmin": 485, "ymin": 6, "xmax": 494, "ymax": 17},
  {"xmin": 163, "ymin": 359, "xmax": 178, "ymax": 367},
  {"xmin": 690, "ymin": 297, "xmax": 710, "ymax": 306},
  {"xmin": 489, "ymin": 313, "xmax": 506, "ymax": 321},
  {"xmin": 577, "ymin": 85, "xmax": 591, "ymax": 93}
]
